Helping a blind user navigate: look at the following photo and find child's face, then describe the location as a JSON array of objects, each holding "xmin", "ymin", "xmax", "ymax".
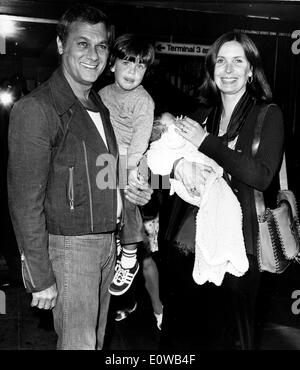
[{"xmin": 111, "ymin": 57, "xmax": 147, "ymax": 91}]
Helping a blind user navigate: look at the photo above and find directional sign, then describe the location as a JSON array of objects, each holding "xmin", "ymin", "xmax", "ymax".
[
  {"xmin": 0, "ymin": 36, "xmax": 6, "ymax": 54},
  {"xmin": 0, "ymin": 290, "xmax": 5, "ymax": 314},
  {"xmin": 155, "ymin": 41, "xmax": 210, "ymax": 57}
]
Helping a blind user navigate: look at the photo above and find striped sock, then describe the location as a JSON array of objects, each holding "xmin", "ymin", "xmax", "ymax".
[{"xmin": 121, "ymin": 247, "xmax": 137, "ymax": 269}]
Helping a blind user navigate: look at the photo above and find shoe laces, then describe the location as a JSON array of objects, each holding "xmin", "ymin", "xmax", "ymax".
[{"xmin": 113, "ymin": 266, "xmax": 131, "ymax": 284}]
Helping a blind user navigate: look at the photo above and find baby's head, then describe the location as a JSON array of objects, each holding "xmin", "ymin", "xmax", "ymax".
[
  {"xmin": 160, "ymin": 112, "xmax": 177, "ymax": 127},
  {"xmin": 154, "ymin": 112, "xmax": 186, "ymax": 149},
  {"xmin": 109, "ymin": 34, "xmax": 155, "ymax": 92}
]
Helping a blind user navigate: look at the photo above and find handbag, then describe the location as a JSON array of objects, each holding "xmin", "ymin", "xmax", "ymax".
[{"xmin": 252, "ymin": 104, "xmax": 300, "ymax": 273}]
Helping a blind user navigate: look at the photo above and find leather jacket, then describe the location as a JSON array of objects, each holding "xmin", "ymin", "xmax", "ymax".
[{"xmin": 8, "ymin": 67, "xmax": 119, "ymax": 292}]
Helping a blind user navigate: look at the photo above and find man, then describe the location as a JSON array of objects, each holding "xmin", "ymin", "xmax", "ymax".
[{"xmin": 7, "ymin": 4, "xmax": 151, "ymax": 350}]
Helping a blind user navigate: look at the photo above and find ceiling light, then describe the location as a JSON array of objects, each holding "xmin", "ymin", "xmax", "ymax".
[
  {"xmin": 0, "ymin": 90, "xmax": 14, "ymax": 106},
  {"xmin": 0, "ymin": 19, "xmax": 16, "ymax": 37}
]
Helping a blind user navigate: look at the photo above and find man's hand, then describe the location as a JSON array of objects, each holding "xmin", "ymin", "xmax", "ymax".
[
  {"xmin": 124, "ymin": 183, "xmax": 153, "ymax": 206},
  {"xmin": 31, "ymin": 283, "xmax": 58, "ymax": 310},
  {"xmin": 128, "ymin": 167, "xmax": 147, "ymax": 188}
]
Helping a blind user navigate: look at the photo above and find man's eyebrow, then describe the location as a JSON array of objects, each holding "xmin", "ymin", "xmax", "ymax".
[
  {"xmin": 76, "ymin": 36, "xmax": 108, "ymax": 44},
  {"xmin": 75, "ymin": 36, "xmax": 89, "ymax": 42}
]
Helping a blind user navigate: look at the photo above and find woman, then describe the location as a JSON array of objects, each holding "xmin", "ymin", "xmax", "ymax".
[{"xmin": 160, "ymin": 31, "xmax": 284, "ymax": 350}]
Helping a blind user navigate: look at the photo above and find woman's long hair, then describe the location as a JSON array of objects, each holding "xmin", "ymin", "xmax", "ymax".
[{"xmin": 199, "ymin": 31, "xmax": 272, "ymax": 106}]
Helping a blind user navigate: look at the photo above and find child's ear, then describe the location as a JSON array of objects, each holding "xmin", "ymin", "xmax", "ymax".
[{"xmin": 110, "ymin": 64, "xmax": 116, "ymax": 73}]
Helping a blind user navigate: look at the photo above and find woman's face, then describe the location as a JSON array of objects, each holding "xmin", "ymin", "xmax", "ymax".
[{"xmin": 214, "ymin": 40, "xmax": 252, "ymax": 98}]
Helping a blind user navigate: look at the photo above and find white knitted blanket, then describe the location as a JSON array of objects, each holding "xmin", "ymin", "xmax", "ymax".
[{"xmin": 147, "ymin": 123, "xmax": 249, "ymax": 286}]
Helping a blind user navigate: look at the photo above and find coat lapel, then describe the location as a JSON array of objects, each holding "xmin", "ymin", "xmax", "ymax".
[
  {"xmin": 90, "ymin": 90, "xmax": 118, "ymax": 158},
  {"xmin": 49, "ymin": 68, "xmax": 118, "ymax": 158},
  {"xmin": 68, "ymin": 105, "xmax": 110, "ymax": 155}
]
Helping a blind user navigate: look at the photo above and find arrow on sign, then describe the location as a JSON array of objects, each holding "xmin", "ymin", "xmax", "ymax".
[{"xmin": 156, "ymin": 44, "xmax": 166, "ymax": 52}]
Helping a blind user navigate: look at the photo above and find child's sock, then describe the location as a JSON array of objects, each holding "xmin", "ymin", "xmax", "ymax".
[{"xmin": 121, "ymin": 247, "xmax": 137, "ymax": 269}]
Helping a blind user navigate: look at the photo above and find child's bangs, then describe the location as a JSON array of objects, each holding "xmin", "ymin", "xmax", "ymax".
[{"xmin": 117, "ymin": 49, "xmax": 151, "ymax": 66}]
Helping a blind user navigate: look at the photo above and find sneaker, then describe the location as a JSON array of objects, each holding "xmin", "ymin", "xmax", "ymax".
[
  {"xmin": 154, "ymin": 306, "xmax": 163, "ymax": 330},
  {"xmin": 108, "ymin": 261, "xmax": 139, "ymax": 296},
  {"xmin": 115, "ymin": 302, "xmax": 137, "ymax": 322}
]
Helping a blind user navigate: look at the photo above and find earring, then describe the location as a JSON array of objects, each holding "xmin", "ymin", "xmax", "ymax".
[{"xmin": 248, "ymin": 75, "xmax": 253, "ymax": 84}]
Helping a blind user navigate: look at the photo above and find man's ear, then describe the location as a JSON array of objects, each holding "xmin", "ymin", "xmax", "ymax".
[
  {"xmin": 110, "ymin": 64, "xmax": 115, "ymax": 73},
  {"xmin": 57, "ymin": 36, "xmax": 64, "ymax": 55}
]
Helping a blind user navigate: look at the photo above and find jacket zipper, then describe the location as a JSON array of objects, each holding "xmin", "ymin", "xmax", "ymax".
[
  {"xmin": 68, "ymin": 166, "xmax": 74, "ymax": 210},
  {"xmin": 82, "ymin": 141, "xmax": 94, "ymax": 232},
  {"xmin": 21, "ymin": 253, "xmax": 36, "ymax": 289}
]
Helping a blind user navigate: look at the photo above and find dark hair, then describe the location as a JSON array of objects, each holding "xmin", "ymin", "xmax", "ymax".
[
  {"xmin": 199, "ymin": 31, "xmax": 272, "ymax": 105},
  {"xmin": 57, "ymin": 3, "xmax": 110, "ymax": 45},
  {"xmin": 109, "ymin": 33, "xmax": 155, "ymax": 69}
]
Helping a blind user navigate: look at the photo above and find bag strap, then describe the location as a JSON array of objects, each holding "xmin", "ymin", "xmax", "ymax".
[
  {"xmin": 252, "ymin": 103, "xmax": 287, "ymax": 188},
  {"xmin": 252, "ymin": 103, "xmax": 283, "ymax": 219},
  {"xmin": 252, "ymin": 103, "xmax": 276, "ymax": 156}
]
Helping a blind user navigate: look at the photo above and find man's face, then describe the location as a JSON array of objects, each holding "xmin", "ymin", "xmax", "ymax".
[{"xmin": 57, "ymin": 21, "xmax": 109, "ymax": 89}]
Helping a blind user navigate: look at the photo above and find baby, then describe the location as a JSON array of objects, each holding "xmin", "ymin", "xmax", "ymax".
[{"xmin": 147, "ymin": 112, "xmax": 221, "ymax": 205}]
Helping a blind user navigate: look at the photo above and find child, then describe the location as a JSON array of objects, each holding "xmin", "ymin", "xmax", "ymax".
[{"xmin": 99, "ymin": 34, "xmax": 155, "ymax": 296}]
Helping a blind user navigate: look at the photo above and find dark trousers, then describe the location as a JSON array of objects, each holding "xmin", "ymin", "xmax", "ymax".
[
  {"xmin": 159, "ymin": 244, "xmax": 233, "ymax": 350},
  {"xmin": 223, "ymin": 254, "xmax": 261, "ymax": 350},
  {"xmin": 160, "ymin": 244, "xmax": 261, "ymax": 350}
]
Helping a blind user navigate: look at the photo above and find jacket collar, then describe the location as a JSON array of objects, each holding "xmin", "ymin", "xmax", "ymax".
[
  {"xmin": 49, "ymin": 67, "xmax": 118, "ymax": 158},
  {"xmin": 49, "ymin": 67, "xmax": 81, "ymax": 116}
]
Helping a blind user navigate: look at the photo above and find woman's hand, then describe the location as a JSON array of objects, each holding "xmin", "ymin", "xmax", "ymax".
[
  {"xmin": 175, "ymin": 116, "xmax": 206, "ymax": 147},
  {"xmin": 174, "ymin": 158, "xmax": 212, "ymax": 197}
]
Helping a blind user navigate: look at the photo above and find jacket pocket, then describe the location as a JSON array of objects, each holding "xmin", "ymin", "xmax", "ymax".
[
  {"xmin": 21, "ymin": 253, "xmax": 36, "ymax": 290},
  {"xmin": 68, "ymin": 166, "xmax": 74, "ymax": 210}
]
